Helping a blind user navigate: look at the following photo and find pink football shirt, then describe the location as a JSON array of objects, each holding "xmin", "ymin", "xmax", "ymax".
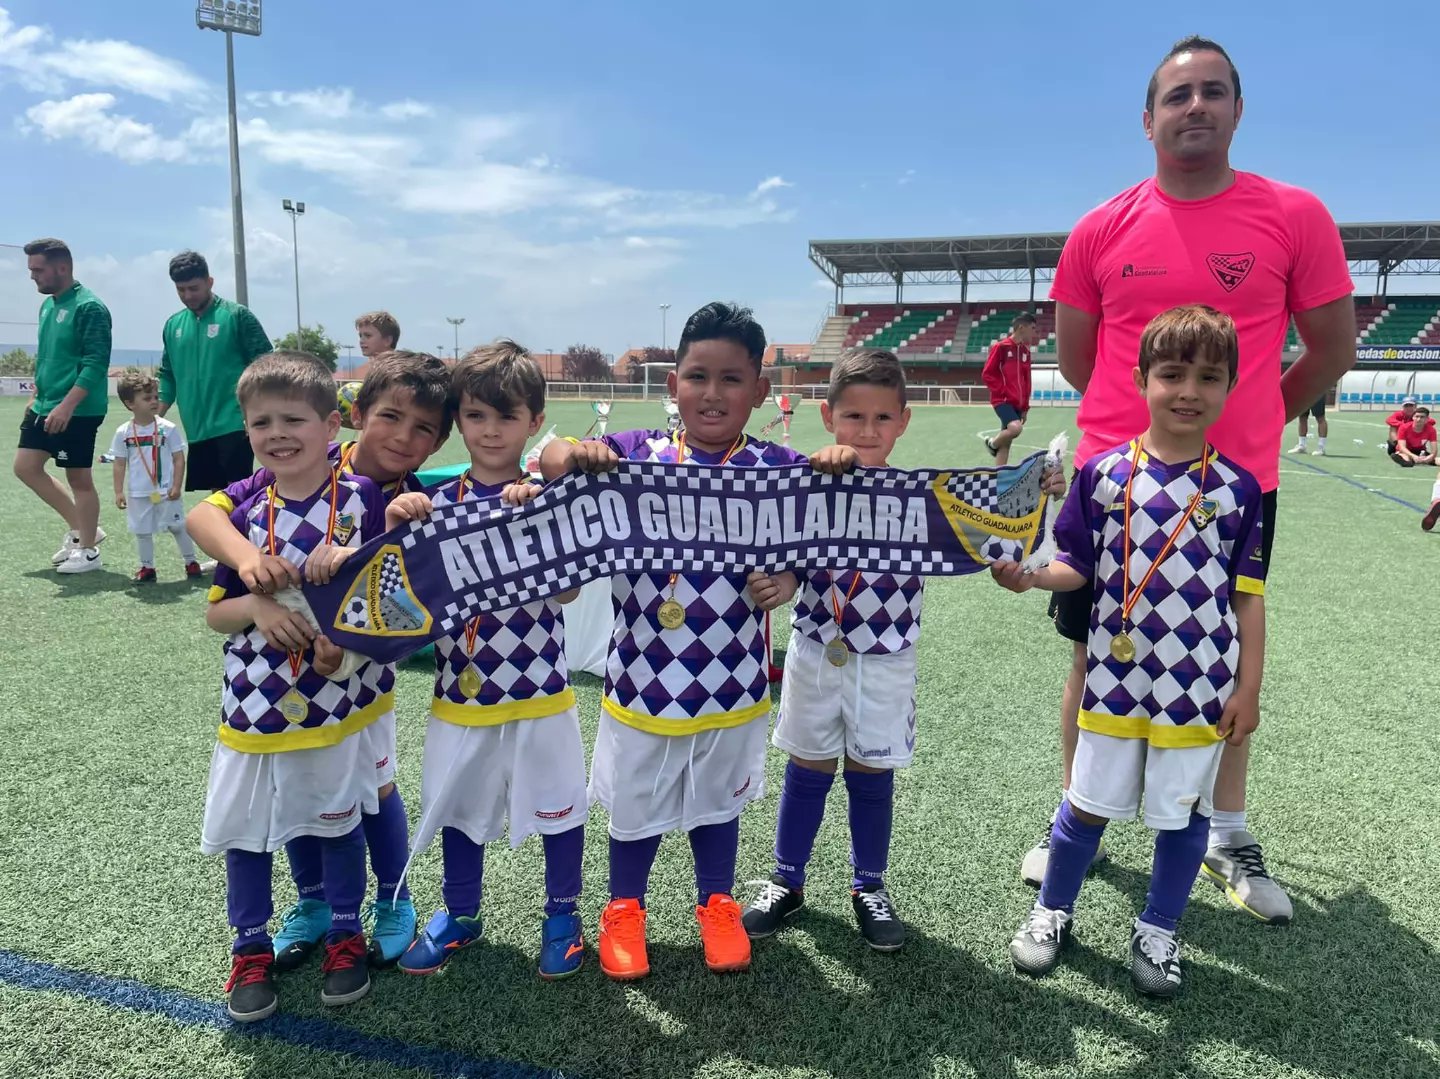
[{"xmin": 1051, "ymin": 172, "xmax": 1353, "ymax": 491}]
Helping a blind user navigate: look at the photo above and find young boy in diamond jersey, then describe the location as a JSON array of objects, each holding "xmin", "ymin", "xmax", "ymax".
[
  {"xmin": 540, "ymin": 302, "xmax": 856, "ymax": 980},
  {"xmin": 202, "ymin": 351, "xmax": 421, "ymax": 1022},
  {"xmin": 188, "ymin": 350, "xmax": 452, "ymax": 970},
  {"xmin": 992, "ymin": 305, "xmax": 1266, "ymax": 999},
  {"xmin": 384, "ymin": 341, "xmax": 589, "ymax": 981},
  {"xmin": 740, "ymin": 348, "xmax": 921, "ymax": 951}
]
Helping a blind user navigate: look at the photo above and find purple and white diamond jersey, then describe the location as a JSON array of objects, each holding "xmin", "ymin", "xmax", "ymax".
[
  {"xmin": 425, "ymin": 474, "xmax": 574, "ymax": 725},
  {"xmin": 211, "ymin": 472, "xmax": 392, "ymax": 752},
  {"xmin": 209, "ymin": 440, "xmax": 420, "ymax": 515},
  {"xmin": 1053, "ymin": 441, "xmax": 1267, "ymax": 745},
  {"xmin": 791, "ymin": 570, "xmax": 926, "ymax": 655},
  {"xmin": 598, "ymin": 429, "xmax": 809, "ymax": 735}
]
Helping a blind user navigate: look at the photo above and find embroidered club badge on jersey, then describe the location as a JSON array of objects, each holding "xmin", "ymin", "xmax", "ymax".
[{"xmin": 1206, "ymin": 251, "xmax": 1255, "ymax": 292}]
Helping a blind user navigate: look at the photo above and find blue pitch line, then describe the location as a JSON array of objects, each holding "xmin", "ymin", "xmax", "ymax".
[
  {"xmin": 0, "ymin": 950, "xmax": 572, "ymax": 1079},
  {"xmin": 1285, "ymin": 456, "xmax": 1427, "ymax": 512}
]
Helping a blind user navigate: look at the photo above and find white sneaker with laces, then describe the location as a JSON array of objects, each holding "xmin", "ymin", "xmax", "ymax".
[
  {"xmin": 1286, "ymin": 443, "xmax": 1307, "ymax": 455},
  {"xmin": 1130, "ymin": 919, "xmax": 1183, "ymax": 997},
  {"xmin": 57, "ymin": 547, "xmax": 103, "ymax": 574},
  {"xmin": 51, "ymin": 526, "xmax": 107, "ymax": 565}
]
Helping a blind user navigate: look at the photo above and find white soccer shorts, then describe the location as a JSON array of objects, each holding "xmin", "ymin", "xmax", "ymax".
[
  {"xmin": 772, "ymin": 632, "xmax": 918, "ymax": 768},
  {"xmin": 410, "ymin": 707, "xmax": 588, "ymax": 853},
  {"xmin": 200, "ymin": 732, "xmax": 371, "ymax": 855},
  {"xmin": 1069, "ymin": 728, "xmax": 1225, "ymax": 830},
  {"xmin": 589, "ymin": 711, "xmax": 768, "ymax": 841},
  {"xmin": 125, "ymin": 496, "xmax": 186, "ymax": 537},
  {"xmin": 360, "ymin": 709, "xmax": 398, "ymax": 809}
]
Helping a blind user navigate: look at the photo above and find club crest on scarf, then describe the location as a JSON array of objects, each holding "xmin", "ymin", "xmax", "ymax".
[{"xmin": 334, "ymin": 544, "xmax": 432, "ymax": 638}]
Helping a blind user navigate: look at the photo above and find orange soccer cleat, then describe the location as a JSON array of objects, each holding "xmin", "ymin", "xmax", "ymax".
[
  {"xmin": 695, "ymin": 894, "xmax": 752, "ymax": 974},
  {"xmin": 598, "ymin": 898, "xmax": 650, "ymax": 980}
]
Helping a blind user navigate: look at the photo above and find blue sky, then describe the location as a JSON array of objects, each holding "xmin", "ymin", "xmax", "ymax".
[{"xmin": 1, "ymin": 0, "xmax": 1436, "ymax": 356}]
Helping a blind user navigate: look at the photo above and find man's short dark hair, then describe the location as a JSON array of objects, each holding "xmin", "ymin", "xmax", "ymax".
[
  {"xmin": 24, "ymin": 238, "xmax": 71, "ymax": 265},
  {"xmin": 168, "ymin": 251, "xmax": 210, "ymax": 283},
  {"xmin": 1146, "ymin": 36, "xmax": 1241, "ymax": 113},
  {"xmin": 1012, "ymin": 312, "xmax": 1038, "ymax": 330},
  {"xmin": 676, "ymin": 301, "xmax": 767, "ymax": 370}
]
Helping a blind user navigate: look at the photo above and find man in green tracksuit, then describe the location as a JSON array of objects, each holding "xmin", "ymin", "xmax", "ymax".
[
  {"xmin": 158, "ymin": 251, "xmax": 271, "ymax": 490},
  {"xmin": 16, "ymin": 238, "xmax": 112, "ymax": 574}
]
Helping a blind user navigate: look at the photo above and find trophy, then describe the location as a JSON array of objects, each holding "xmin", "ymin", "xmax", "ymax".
[
  {"xmin": 759, "ymin": 394, "xmax": 797, "ymax": 444},
  {"xmin": 584, "ymin": 400, "xmax": 612, "ymax": 438},
  {"xmin": 663, "ymin": 399, "xmax": 682, "ymax": 434}
]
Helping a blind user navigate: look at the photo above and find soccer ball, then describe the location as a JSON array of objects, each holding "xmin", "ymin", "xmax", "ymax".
[
  {"xmin": 341, "ymin": 595, "xmax": 369, "ymax": 629},
  {"xmin": 336, "ymin": 381, "xmax": 363, "ymax": 429}
]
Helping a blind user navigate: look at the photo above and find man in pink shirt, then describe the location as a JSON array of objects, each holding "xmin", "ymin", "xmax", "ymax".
[{"xmin": 1021, "ymin": 36, "xmax": 1357, "ymax": 925}]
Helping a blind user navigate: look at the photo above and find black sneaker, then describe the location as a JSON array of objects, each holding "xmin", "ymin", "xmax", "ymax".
[
  {"xmin": 742, "ymin": 875, "xmax": 804, "ymax": 939},
  {"xmin": 1009, "ymin": 902, "xmax": 1072, "ymax": 977},
  {"xmin": 851, "ymin": 884, "xmax": 905, "ymax": 952},
  {"xmin": 225, "ymin": 947, "xmax": 278, "ymax": 1023},
  {"xmin": 320, "ymin": 932, "xmax": 372, "ymax": 1007},
  {"xmin": 1130, "ymin": 919, "xmax": 1183, "ymax": 998}
]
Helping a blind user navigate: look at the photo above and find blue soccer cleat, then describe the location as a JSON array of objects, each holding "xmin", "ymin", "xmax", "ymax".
[
  {"xmin": 273, "ymin": 898, "xmax": 331, "ymax": 971},
  {"xmin": 397, "ymin": 910, "xmax": 482, "ymax": 976},
  {"xmin": 538, "ymin": 912, "xmax": 585, "ymax": 981},
  {"xmin": 364, "ymin": 897, "xmax": 417, "ymax": 967}
]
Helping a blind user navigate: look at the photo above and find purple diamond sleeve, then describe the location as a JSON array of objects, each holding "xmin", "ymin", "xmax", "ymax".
[{"xmin": 1052, "ymin": 458, "xmax": 1100, "ymax": 582}]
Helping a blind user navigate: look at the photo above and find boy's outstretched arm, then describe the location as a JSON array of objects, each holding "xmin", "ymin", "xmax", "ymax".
[
  {"xmin": 539, "ymin": 437, "xmax": 619, "ymax": 481},
  {"xmin": 1218, "ymin": 591, "xmax": 1265, "ymax": 746},
  {"xmin": 187, "ymin": 500, "xmax": 300, "ymax": 593},
  {"xmin": 991, "ymin": 560, "xmax": 1087, "ymax": 594}
]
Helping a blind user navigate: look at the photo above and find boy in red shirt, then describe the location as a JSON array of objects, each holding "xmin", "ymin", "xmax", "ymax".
[
  {"xmin": 982, "ymin": 312, "xmax": 1037, "ymax": 466},
  {"xmin": 1392, "ymin": 406, "xmax": 1437, "ymax": 467},
  {"xmin": 1386, "ymin": 397, "xmax": 1419, "ymax": 455}
]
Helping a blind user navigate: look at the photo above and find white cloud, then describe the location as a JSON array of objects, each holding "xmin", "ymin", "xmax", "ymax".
[
  {"xmin": 247, "ymin": 87, "xmax": 355, "ymax": 118},
  {"xmin": 380, "ymin": 99, "xmax": 433, "ymax": 121},
  {"xmin": 23, "ymin": 94, "xmax": 193, "ymax": 164},
  {"xmin": 898, "ymin": 168, "xmax": 916, "ymax": 186},
  {"xmin": 753, "ymin": 175, "xmax": 793, "ymax": 197},
  {"xmin": 0, "ymin": 8, "xmax": 206, "ymax": 102}
]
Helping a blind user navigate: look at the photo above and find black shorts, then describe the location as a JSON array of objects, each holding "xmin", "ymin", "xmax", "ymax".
[
  {"xmin": 1307, "ymin": 397, "xmax": 1326, "ymax": 420},
  {"xmin": 187, "ymin": 429, "xmax": 253, "ymax": 491},
  {"xmin": 1049, "ymin": 487, "xmax": 1278, "ymax": 643},
  {"xmin": 994, "ymin": 403, "xmax": 1027, "ymax": 427},
  {"xmin": 17, "ymin": 407, "xmax": 103, "ymax": 469}
]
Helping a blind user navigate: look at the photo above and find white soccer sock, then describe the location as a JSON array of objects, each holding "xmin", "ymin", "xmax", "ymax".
[
  {"xmin": 1318, "ymin": 436, "xmax": 1327, "ymax": 450},
  {"xmin": 1208, "ymin": 808, "xmax": 1247, "ymax": 848},
  {"xmin": 172, "ymin": 524, "xmax": 197, "ymax": 561},
  {"xmin": 136, "ymin": 533, "xmax": 155, "ymax": 568},
  {"xmin": 1296, "ymin": 435, "xmax": 1308, "ymax": 448}
]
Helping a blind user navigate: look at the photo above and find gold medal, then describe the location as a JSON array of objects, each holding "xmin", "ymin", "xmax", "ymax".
[
  {"xmin": 657, "ymin": 598, "xmax": 687, "ymax": 630},
  {"xmin": 279, "ymin": 689, "xmax": 308, "ymax": 724},
  {"xmin": 149, "ymin": 491, "xmax": 163, "ymax": 504},
  {"xmin": 458, "ymin": 666, "xmax": 483, "ymax": 700},
  {"xmin": 1109, "ymin": 632, "xmax": 1136, "ymax": 663},
  {"xmin": 824, "ymin": 638, "xmax": 850, "ymax": 668}
]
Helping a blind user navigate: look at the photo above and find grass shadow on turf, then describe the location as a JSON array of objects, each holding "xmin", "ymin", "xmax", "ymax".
[
  {"xmin": 1084, "ymin": 857, "xmax": 1440, "ymax": 1079},
  {"xmin": 21, "ymin": 566, "xmax": 128, "ymax": 595},
  {"xmin": 128, "ymin": 579, "xmax": 211, "ymax": 606}
]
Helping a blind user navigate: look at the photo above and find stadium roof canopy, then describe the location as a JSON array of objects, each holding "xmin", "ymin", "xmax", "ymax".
[{"xmin": 808, "ymin": 221, "xmax": 1440, "ymax": 298}]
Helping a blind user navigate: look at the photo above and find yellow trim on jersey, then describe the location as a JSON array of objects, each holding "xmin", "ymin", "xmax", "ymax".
[
  {"xmin": 1235, "ymin": 575, "xmax": 1265, "ymax": 596},
  {"xmin": 207, "ymin": 584, "xmax": 228, "ymax": 603},
  {"xmin": 430, "ymin": 687, "xmax": 577, "ymax": 727},
  {"xmin": 216, "ymin": 690, "xmax": 394, "ymax": 754},
  {"xmin": 203, "ymin": 490, "xmax": 235, "ymax": 513},
  {"xmin": 601, "ymin": 695, "xmax": 771, "ymax": 736},
  {"xmin": 1079, "ymin": 709, "xmax": 1223, "ymax": 748}
]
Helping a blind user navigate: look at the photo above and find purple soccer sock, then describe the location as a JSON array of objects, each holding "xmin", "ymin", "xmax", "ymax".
[
  {"xmin": 441, "ymin": 827, "xmax": 484, "ymax": 919},
  {"xmin": 226, "ymin": 849, "xmax": 274, "ymax": 954},
  {"xmin": 608, "ymin": 833, "xmax": 663, "ymax": 906},
  {"xmin": 320, "ymin": 825, "xmax": 367, "ymax": 938},
  {"xmin": 1141, "ymin": 810, "xmax": 1210, "ymax": 932},
  {"xmin": 542, "ymin": 826, "xmax": 584, "ymax": 916},
  {"xmin": 362, "ymin": 787, "xmax": 411, "ymax": 903},
  {"xmin": 284, "ymin": 835, "xmax": 325, "ymax": 902},
  {"xmin": 689, "ymin": 817, "xmax": 740, "ymax": 905},
  {"xmin": 1039, "ymin": 800, "xmax": 1107, "ymax": 915},
  {"xmin": 773, "ymin": 760, "xmax": 834, "ymax": 889},
  {"xmin": 844, "ymin": 768, "xmax": 894, "ymax": 890}
]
